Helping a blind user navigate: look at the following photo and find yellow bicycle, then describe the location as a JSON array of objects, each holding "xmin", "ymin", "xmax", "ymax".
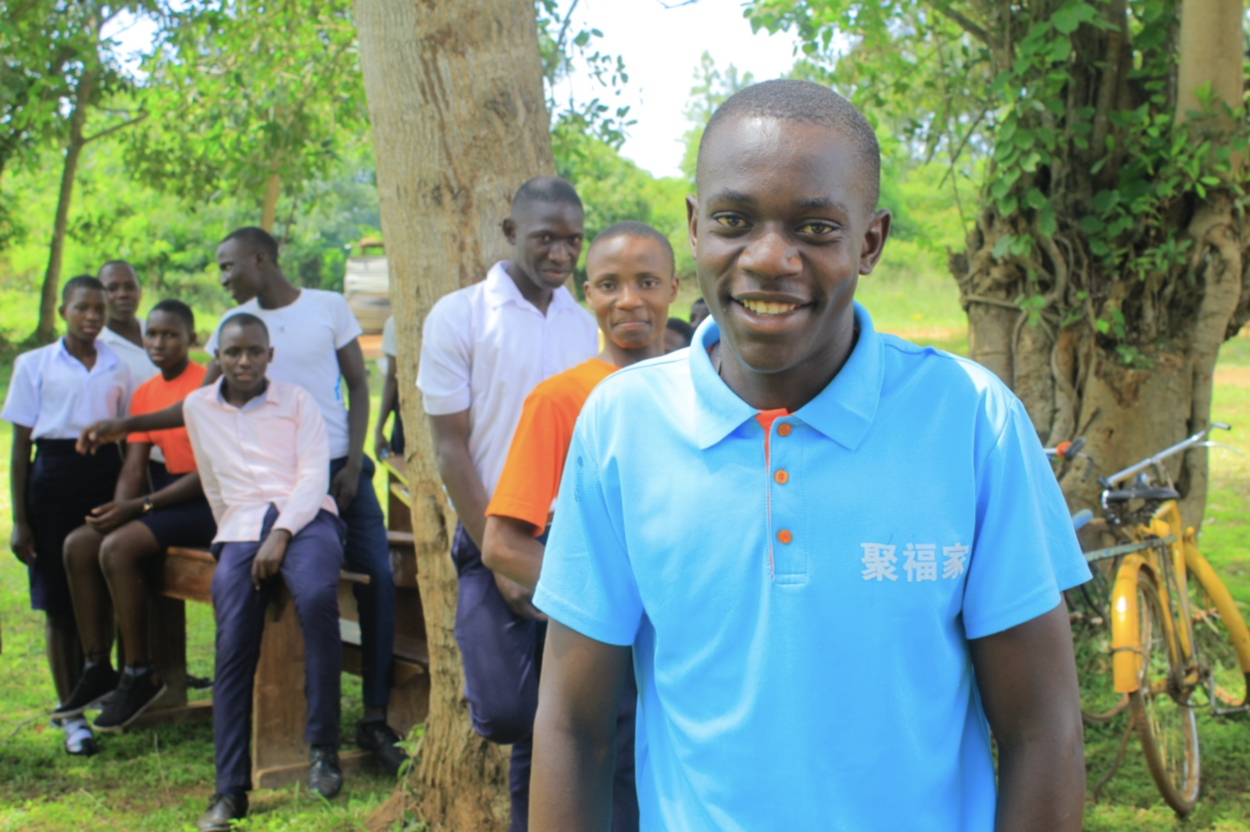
[{"xmin": 1063, "ymin": 423, "xmax": 1250, "ymax": 814}]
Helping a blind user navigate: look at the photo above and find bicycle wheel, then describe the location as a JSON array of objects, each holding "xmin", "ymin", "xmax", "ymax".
[
  {"xmin": 1128, "ymin": 571, "xmax": 1201, "ymax": 815},
  {"xmin": 1187, "ymin": 563, "xmax": 1250, "ymax": 711},
  {"xmin": 1066, "ymin": 578, "xmax": 1127, "ymax": 723}
]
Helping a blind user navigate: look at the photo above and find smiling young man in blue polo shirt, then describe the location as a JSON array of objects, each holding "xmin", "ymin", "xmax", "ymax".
[{"xmin": 528, "ymin": 80, "xmax": 1091, "ymax": 832}]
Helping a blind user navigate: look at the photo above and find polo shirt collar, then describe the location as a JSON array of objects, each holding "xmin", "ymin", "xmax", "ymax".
[
  {"xmin": 215, "ymin": 377, "xmax": 277, "ymax": 412},
  {"xmin": 483, "ymin": 260, "xmax": 577, "ymax": 314},
  {"xmin": 689, "ymin": 301, "xmax": 884, "ymax": 451}
]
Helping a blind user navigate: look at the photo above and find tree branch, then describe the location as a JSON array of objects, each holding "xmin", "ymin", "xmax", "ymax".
[
  {"xmin": 927, "ymin": 1, "xmax": 989, "ymax": 44},
  {"xmin": 83, "ymin": 111, "xmax": 147, "ymax": 145}
]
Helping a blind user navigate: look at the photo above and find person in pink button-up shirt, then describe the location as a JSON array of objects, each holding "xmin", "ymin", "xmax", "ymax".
[{"xmin": 182, "ymin": 313, "xmax": 346, "ymax": 832}]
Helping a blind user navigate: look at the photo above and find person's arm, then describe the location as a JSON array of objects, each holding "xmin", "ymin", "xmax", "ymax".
[
  {"xmin": 970, "ymin": 603, "xmax": 1085, "ymax": 832},
  {"xmin": 87, "ymin": 470, "xmax": 204, "ymax": 535},
  {"xmin": 530, "ymin": 621, "xmax": 632, "ymax": 831},
  {"xmin": 483, "ymin": 515, "xmax": 545, "ymax": 590},
  {"xmin": 375, "ymin": 353, "xmax": 399, "ymax": 459},
  {"xmin": 76, "ymin": 401, "xmax": 185, "ymax": 454},
  {"xmin": 427, "ymin": 409, "xmax": 490, "ymax": 547},
  {"xmin": 330, "ymin": 338, "xmax": 369, "ymax": 509},
  {"xmin": 114, "ymin": 440, "xmax": 151, "ymax": 502},
  {"xmin": 9, "ymin": 425, "xmax": 35, "ymax": 564}
]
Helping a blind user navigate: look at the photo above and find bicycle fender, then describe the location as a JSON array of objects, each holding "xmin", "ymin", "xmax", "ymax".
[
  {"xmin": 1185, "ymin": 537, "xmax": 1250, "ymax": 674},
  {"xmin": 1111, "ymin": 554, "xmax": 1154, "ymax": 694}
]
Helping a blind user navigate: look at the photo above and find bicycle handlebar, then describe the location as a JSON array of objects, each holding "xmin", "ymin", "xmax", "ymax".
[{"xmin": 1102, "ymin": 422, "xmax": 1231, "ymax": 487}]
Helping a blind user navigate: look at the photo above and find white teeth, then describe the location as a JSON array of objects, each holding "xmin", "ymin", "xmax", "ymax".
[{"xmin": 740, "ymin": 299, "xmax": 798, "ymax": 316}]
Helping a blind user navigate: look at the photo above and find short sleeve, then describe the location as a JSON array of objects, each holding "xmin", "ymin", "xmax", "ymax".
[
  {"xmin": 962, "ymin": 400, "xmax": 1091, "ymax": 639},
  {"xmin": 328, "ymin": 291, "xmax": 364, "ymax": 349},
  {"xmin": 533, "ymin": 420, "xmax": 644, "ymax": 646},
  {"xmin": 416, "ymin": 295, "xmax": 473, "ymax": 415},
  {"xmin": 381, "ymin": 317, "xmax": 397, "ymax": 358},
  {"xmin": 1, "ymin": 353, "xmax": 39, "ymax": 429},
  {"xmin": 486, "ymin": 390, "xmax": 570, "ymax": 532}
]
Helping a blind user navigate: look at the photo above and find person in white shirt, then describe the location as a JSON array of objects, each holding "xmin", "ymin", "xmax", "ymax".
[
  {"xmin": 97, "ymin": 261, "xmax": 160, "ymax": 384},
  {"xmin": 417, "ymin": 175, "xmax": 598, "ymax": 832},
  {"xmin": 78, "ymin": 227, "xmax": 405, "ymax": 773},
  {"xmin": 3, "ymin": 275, "xmax": 133, "ymax": 757},
  {"xmin": 184, "ymin": 313, "xmax": 346, "ymax": 832}
]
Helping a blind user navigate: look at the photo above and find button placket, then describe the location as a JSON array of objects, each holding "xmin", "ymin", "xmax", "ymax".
[{"xmin": 769, "ymin": 421, "xmax": 807, "ymax": 582}]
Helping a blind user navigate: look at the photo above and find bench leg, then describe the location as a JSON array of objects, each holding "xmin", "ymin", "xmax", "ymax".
[
  {"xmin": 251, "ymin": 585, "xmax": 311, "ymax": 790},
  {"xmin": 126, "ymin": 595, "xmax": 214, "ymax": 730}
]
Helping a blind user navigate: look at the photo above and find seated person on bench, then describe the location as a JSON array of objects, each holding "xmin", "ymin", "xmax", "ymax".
[
  {"xmin": 183, "ymin": 313, "xmax": 346, "ymax": 832},
  {"xmin": 60, "ymin": 299, "xmax": 215, "ymax": 731}
]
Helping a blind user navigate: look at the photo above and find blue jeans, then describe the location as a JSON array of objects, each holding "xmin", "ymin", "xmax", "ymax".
[{"xmin": 330, "ymin": 455, "xmax": 395, "ymax": 708}]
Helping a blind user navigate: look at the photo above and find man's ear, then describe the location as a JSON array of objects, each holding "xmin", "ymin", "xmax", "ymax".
[
  {"xmin": 685, "ymin": 195, "xmax": 699, "ymax": 258},
  {"xmin": 502, "ymin": 217, "xmax": 518, "ymax": 246},
  {"xmin": 268, "ymin": 347, "xmax": 275, "ymax": 362},
  {"xmin": 57, "ymin": 304, "xmax": 67, "ymax": 321},
  {"xmin": 669, "ymin": 275, "xmax": 680, "ymax": 302},
  {"xmin": 858, "ymin": 209, "xmax": 892, "ymax": 276}
]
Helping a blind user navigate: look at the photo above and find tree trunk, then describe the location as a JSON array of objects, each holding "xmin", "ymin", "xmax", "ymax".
[
  {"xmin": 261, "ymin": 171, "xmax": 280, "ymax": 232},
  {"xmin": 954, "ymin": 0, "xmax": 1247, "ymax": 524},
  {"xmin": 354, "ymin": 1, "xmax": 554, "ymax": 829},
  {"xmin": 34, "ymin": 68, "xmax": 95, "ymax": 344}
]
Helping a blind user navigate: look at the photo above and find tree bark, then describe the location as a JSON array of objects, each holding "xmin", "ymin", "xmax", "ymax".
[
  {"xmin": 261, "ymin": 171, "xmax": 281, "ymax": 232},
  {"xmin": 354, "ymin": 1, "xmax": 554, "ymax": 828},
  {"xmin": 35, "ymin": 67, "xmax": 95, "ymax": 344},
  {"xmin": 954, "ymin": 0, "xmax": 1247, "ymax": 523}
]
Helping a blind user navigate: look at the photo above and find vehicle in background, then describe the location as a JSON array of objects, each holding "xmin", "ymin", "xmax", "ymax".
[{"xmin": 344, "ymin": 238, "xmax": 390, "ymax": 334}]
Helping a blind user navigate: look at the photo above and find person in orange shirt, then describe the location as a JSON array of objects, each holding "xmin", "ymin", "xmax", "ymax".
[
  {"xmin": 481, "ymin": 220, "xmax": 678, "ymax": 830},
  {"xmin": 59, "ymin": 300, "xmax": 216, "ymax": 731}
]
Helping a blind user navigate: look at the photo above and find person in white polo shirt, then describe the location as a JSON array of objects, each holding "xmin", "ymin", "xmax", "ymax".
[
  {"xmin": 97, "ymin": 261, "xmax": 159, "ymax": 385},
  {"xmin": 418, "ymin": 175, "xmax": 597, "ymax": 832}
]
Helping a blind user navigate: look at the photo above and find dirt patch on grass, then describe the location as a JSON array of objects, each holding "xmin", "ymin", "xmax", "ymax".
[
  {"xmin": 879, "ymin": 326, "xmax": 964, "ymax": 341},
  {"xmin": 1216, "ymin": 367, "xmax": 1250, "ymax": 387}
]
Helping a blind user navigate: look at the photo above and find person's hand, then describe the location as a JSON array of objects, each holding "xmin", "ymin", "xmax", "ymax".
[
  {"xmin": 330, "ymin": 461, "xmax": 361, "ymax": 512},
  {"xmin": 374, "ymin": 431, "xmax": 391, "ymax": 462},
  {"xmin": 85, "ymin": 499, "xmax": 144, "ymax": 534},
  {"xmin": 10, "ymin": 522, "xmax": 36, "ymax": 565},
  {"xmin": 77, "ymin": 420, "xmax": 127, "ymax": 454},
  {"xmin": 251, "ymin": 529, "xmax": 291, "ymax": 590},
  {"xmin": 492, "ymin": 571, "xmax": 547, "ymax": 621}
]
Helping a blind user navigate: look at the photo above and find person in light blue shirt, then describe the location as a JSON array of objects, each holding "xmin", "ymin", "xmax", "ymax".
[{"xmin": 528, "ymin": 80, "xmax": 1091, "ymax": 832}]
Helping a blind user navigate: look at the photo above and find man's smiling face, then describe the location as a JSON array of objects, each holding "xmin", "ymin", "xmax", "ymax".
[{"xmin": 688, "ymin": 115, "xmax": 889, "ymax": 381}]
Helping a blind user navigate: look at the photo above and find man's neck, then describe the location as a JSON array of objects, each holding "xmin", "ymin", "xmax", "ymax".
[
  {"xmin": 107, "ymin": 315, "xmax": 143, "ymax": 347},
  {"xmin": 505, "ymin": 263, "xmax": 554, "ymax": 316},
  {"xmin": 160, "ymin": 357, "xmax": 190, "ymax": 383},
  {"xmin": 711, "ymin": 325, "xmax": 858, "ymax": 412},
  {"xmin": 63, "ymin": 333, "xmax": 98, "ymax": 365},
  {"xmin": 254, "ymin": 272, "xmax": 301, "ymax": 311},
  {"xmin": 601, "ymin": 339, "xmax": 666, "ymax": 370},
  {"xmin": 223, "ymin": 378, "xmax": 268, "ymax": 409}
]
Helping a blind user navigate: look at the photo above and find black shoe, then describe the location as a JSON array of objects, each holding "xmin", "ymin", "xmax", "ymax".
[
  {"xmin": 196, "ymin": 792, "xmax": 248, "ymax": 832},
  {"xmin": 356, "ymin": 719, "xmax": 407, "ymax": 776},
  {"xmin": 308, "ymin": 744, "xmax": 343, "ymax": 798},
  {"xmin": 94, "ymin": 666, "xmax": 167, "ymax": 731},
  {"xmin": 52, "ymin": 662, "xmax": 119, "ymax": 718}
]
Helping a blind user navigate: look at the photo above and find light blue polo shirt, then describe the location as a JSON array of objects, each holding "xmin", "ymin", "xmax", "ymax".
[{"xmin": 534, "ymin": 303, "xmax": 1091, "ymax": 832}]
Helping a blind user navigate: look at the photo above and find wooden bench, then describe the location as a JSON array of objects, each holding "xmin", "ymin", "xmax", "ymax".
[{"xmin": 134, "ymin": 521, "xmax": 430, "ymax": 789}]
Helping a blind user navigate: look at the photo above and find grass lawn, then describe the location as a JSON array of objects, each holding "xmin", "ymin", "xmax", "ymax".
[{"xmin": 1, "ymin": 273, "xmax": 1250, "ymax": 829}]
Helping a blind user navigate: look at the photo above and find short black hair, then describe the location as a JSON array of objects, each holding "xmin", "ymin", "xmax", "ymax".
[
  {"xmin": 150, "ymin": 299, "xmax": 195, "ymax": 334},
  {"xmin": 511, "ymin": 175, "xmax": 582, "ymax": 215},
  {"xmin": 98, "ymin": 260, "xmax": 138, "ymax": 283},
  {"xmin": 220, "ymin": 312, "xmax": 269, "ymax": 344},
  {"xmin": 62, "ymin": 274, "xmax": 105, "ymax": 303},
  {"xmin": 221, "ymin": 227, "xmax": 279, "ymax": 262},
  {"xmin": 589, "ymin": 221, "xmax": 676, "ymax": 273},
  {"xmin": 666, "ymin": 317, "xmax": 694, "ymax": 346},
  {"xmin": 691, "ymin": 298, "xmax": 708, "ymax": 314},
  {"xmin": 699, "ymin": 79, "xmax": 881, "ymax": 209}
]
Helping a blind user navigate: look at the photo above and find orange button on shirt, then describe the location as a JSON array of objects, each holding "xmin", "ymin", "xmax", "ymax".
[
  {"xmin": 127, "ymin": 361, "xmax": 207, "ymax": 475},
  {"xmin": 486, "ymin": 358, "xmax": 616, "ymax": 534}
]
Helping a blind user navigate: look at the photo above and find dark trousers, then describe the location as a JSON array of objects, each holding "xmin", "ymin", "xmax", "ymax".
[
  {"xmin": 451, "ymin": 523, "xmax": 638, "ymax": 832},
  {"xmin": 330, "ymin": 455, "xmax": 395, "ymax": 708},
  {"xmin": 211, "ymin": 507, "xmax": 345, "ymax": 792}
]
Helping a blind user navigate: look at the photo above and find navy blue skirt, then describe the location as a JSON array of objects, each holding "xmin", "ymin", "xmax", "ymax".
[{"xmin": 27, "ymin": 439, "xmax": 123, "ymax": 613}]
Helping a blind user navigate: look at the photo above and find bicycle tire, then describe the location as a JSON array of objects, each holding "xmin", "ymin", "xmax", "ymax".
[
  {"xmin": 1066, "ymin": 576, "xmax": 1127, "ymax": 723},
  {"xmin": 1128, "ymin": 572, "xmax": 1201, "ymax": 815},
  {"xmin": 1187, "ymin": 561, "xmax": 1250, "ymax": 711}
]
